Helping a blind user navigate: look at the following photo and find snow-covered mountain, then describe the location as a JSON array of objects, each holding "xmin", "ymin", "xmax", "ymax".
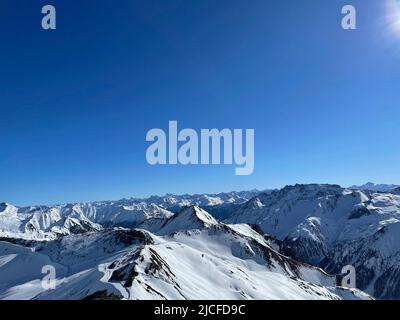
[
  {"xmin": 0, "ymin": 201, "xmax": 173, "ymax": 240},
  {"xmin": 392, "ymin": 187, "xmax": 400, "ymax": 195},
  {"xmin": 349, "ymin": 182, "xmax": 399, "ymax": 192},
  {"xmin": 4, "ymin": 184, "xmax": 400, "ymax": 300},
  {"xmin": 227, "ymin": 184, "xmax": 400, "ymax": 299},
  {"xmin": 0, "ymin": 206, "xmax": 369, "ymax": 300},
  {"xmin": 143, "ymin": 190, "xmax": 266, "ymax": 219},
  {"xmin": 0, "ymin": 190, "xmax": 262, "ymax": 240}
]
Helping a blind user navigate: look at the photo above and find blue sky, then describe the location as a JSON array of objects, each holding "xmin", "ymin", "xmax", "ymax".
[{"xmin": 0, "ymin": 0, "xmax": 399, "ymax": 205}]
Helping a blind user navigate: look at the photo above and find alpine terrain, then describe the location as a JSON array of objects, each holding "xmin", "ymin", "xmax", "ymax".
[{"xmin": 1, "ymin": 185, "xmax": 397, "ymax": 300}]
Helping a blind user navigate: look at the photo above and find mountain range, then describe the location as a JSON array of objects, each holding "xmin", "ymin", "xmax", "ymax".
[
  {"xmin": 349, "ymin": 182, "xmax": 399, "ymax": 192},
  {"xmin": 1, "ymin": 184, "xmax": 400, "ymax": 300}
]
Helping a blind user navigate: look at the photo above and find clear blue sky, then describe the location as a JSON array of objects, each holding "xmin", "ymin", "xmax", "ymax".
[{"xmin": 0, "ymin": 0, "xmax": 399, "ymax": 205}]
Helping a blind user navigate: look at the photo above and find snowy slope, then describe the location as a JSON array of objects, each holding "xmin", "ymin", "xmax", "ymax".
[
  {"xmin": 0, "ymin": 206, "xmax": 369, "ymax": 300},
  {"xmin": 227, "ymin": 184, "xmax": 400, "ymax": 298},
  {"xmin": 157, "ymin": 206, "xmax": 219, "ymax": 235},
  {"xmin": 3, "ymin": 185, "xmax": 397, "ymax": 300},
  {"xmin": 323, "ymin": 222, "xmax": 400, "ymax": 299},
  {"xmin": 0, "ymin": 241, "xmax": 68, "ymax": 300}
]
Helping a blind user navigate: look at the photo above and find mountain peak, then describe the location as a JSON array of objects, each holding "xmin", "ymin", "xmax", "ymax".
[
  {"xmin": 158, "ymin": 205, "xmax": 219, "ymax": 235},
  {"xmin": 0, "ymin": 202, "xmax": 17, "ymax": 213},
  {"xmin": 190, "ymin": 205, "xmax": 219, "ymax": 224}
]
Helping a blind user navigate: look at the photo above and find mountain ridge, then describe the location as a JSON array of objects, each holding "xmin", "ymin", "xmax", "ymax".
[
  {"xmin": 226, "ymin": 183, "xmax": 400, "ymax": 299},
  {"xmin": 0, "ymin": 205, "xmax": 370, "ymax": 300},
  {"xmin": 2, "ymin": 183, "xmax": 399, "ymax": 299}
]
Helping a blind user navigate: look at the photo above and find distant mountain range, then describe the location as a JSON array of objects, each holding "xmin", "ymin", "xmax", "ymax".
[
  {"xmin": 349, "ymin": 182, "xmax": 399, "ymax": 192},
  {"xmin": 0, "ymin": 190, "xmax": 264, "ymax": 241},
  {"xmin": 1, "ymin": 183, "xmax": 400, "ymax": 300}
]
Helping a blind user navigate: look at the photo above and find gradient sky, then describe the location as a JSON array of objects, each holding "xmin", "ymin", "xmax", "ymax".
[{"xmin": 0, "ymin": 0, "xmax": 399, "ymax": 205}]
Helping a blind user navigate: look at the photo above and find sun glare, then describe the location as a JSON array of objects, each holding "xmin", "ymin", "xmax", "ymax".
[{"xmin": 386, "ymin": 0, "xmax": 400, "ymax": 35}]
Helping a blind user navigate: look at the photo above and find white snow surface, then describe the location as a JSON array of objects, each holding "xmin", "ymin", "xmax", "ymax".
[
  {"xmin": 1, "ymin": 185, "xmax": 392, "ymax": 300},
  {"xmin": 0, "ymin": 204, "xmax": 370, "ymax": 300},
  {"xmin": 227, "ymin": 184, "xmax": 400, "ymax": 298}
]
